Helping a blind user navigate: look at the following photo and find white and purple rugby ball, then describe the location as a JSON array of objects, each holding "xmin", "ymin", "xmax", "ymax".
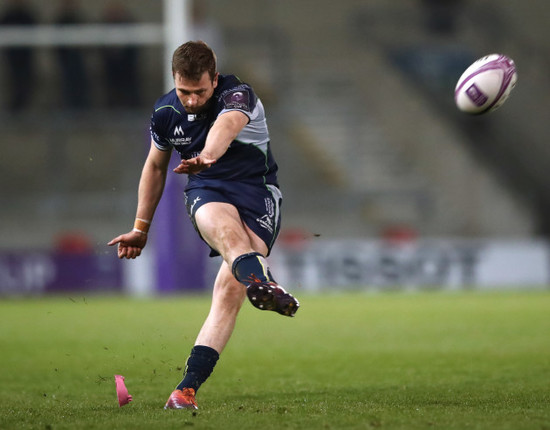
[{"xmin": 454, "ymin": 54, "xmax": 518, "ymax": 114}]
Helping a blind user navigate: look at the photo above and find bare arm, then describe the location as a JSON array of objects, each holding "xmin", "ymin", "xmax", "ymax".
[
  {"xmin": 173, "ymin": 110, "xmax": 249, "ymax": 175},
  {"xmin": 108, "ymin": 141, "xmax": 172, "ymax": 259},
  {"xmin": 135, "ymin": 141, "xmax": 172, "ymax": 221}
]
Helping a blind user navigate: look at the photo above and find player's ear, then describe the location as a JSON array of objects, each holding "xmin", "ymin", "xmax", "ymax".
[{"xmin": 212, "ymin": 73, "xmax": 219, "ymax": 89}]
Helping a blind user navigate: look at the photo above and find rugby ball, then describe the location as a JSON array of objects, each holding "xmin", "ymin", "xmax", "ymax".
[{"xmin": 454, "ymin": 54, "xmax": 517, "ymax": 114}]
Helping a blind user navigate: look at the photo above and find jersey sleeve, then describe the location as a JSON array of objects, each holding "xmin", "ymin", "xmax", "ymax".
[
  {"xmin": 218, "ymin": 83, "xmax": 259, "ymax": 121},
  {"xmin": 150, "ymin": 111, "xmax": 172, "ymax": 151}
]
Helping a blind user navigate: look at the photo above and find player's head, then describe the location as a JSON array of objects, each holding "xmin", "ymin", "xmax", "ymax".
[
  {"xmin": 172, "ymin": 40, "xmax": 217, "ymax": 83},
  {"xmin": 172, "ymin": 41, "xmax": 219, "ymax": 113}
]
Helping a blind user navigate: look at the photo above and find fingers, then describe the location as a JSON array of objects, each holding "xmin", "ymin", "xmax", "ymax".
[
  {"xmin": 109, "ymin": 236, "xmax": 142, "ymax": 259},
  {"xmin": 201, "ymin": 157, "xmax": 217, "ymax": 165},
  {"xmin": 173, "ymin": 161, "xmax": 189, "ymax": 174},
  {"xmin": 126, "ymin": 246, "xmax": 142, "ymax": 259},
  {"xmin": 173, "ymin": 159, "xmax": 196, "ymax": 174},
  {"xmin": 107, "ymin": 235, "xmax": 122, "ymax": 246},
  {"xmin": 173, "ymin": 157, "xmax": 216, "ymax": 174},
  {"xmin": 116, "ymin": 244, "xmax": 142, "ymax": 259}
]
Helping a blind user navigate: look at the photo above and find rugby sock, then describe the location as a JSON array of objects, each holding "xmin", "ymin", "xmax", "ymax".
[
  {"xmin": 232, "ymin": 252, "xmax": 275, "ymax": 285},
  {"xmin": 176, "ymin": 345, "xmax": 219, "ymax": 393}
]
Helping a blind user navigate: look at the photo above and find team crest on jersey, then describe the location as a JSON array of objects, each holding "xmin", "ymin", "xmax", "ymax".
[{"xmin": 222, "ymin": 87, "xmax": 250, "ymax": 111}]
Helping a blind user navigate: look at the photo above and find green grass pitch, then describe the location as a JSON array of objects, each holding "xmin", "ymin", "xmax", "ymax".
[{"xmin": 0, "ymin": 291, "xmax": 549, "ymax": 429}]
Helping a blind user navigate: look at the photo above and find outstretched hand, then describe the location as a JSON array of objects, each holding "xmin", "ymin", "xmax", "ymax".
[
  {"xmin": 107, "ymin": 230, "xmax": 147, "ymax": 259},
  {"xmin": 173, "ymin": 154, "xmax": 216, "ymax": 175}
]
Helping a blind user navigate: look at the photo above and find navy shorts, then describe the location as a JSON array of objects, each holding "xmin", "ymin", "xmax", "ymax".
[{"xmin": 184, "ymin": 180, "xmax": 282, "ymax": 257}]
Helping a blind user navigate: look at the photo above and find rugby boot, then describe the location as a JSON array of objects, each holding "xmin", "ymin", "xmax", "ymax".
[
  {"xmin": 164, "ymin": 388, "xmax": 198, "ymax": 410},
  {"xmin": 247, "ymin": 279, "xmax": 300, "ymax": 317}
]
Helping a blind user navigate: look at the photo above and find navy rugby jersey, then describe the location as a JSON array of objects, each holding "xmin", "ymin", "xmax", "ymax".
[{"xmin": 150, "ymin": 74, "xmax": 278, "ymax": 188}]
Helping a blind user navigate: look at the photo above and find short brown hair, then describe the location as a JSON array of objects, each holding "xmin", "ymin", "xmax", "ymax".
[{"xmin": 172, "ymin": 41, "xmax": 217, "ymax": 82}]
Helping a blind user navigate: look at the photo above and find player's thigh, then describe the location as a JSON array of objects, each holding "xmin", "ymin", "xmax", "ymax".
[
  {"xmin": 186, "ymin": 182, "xmax": 280, "ymax": 258},
  {"xmin": 194, "ymin": 202, "xmax": 253, "ymax": 254},
  {"xmin": 194, "ymin": 201, "xmax": 269, "ymax": 260},
  {"xmin": 242, "ymin": 220, "xmax": 269, "ymax": 256}
]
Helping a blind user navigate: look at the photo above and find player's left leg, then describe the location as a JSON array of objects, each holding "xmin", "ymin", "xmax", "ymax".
[{"xmin": 165, "ymin": 261, "xmax": 246, "ymax": 410}]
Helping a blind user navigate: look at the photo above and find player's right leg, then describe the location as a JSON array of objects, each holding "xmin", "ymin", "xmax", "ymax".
[
  {"xmin": 231, "ymin": 250, "xmax": 299, "ymax": 317},
  {"xmin": 193, "ymin": 201, "xmax": 299, "ymax": 316}
]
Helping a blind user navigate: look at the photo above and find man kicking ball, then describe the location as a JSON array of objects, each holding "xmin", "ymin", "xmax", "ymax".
[{"xmin": 108, "ymin": 41, "xmax": 299, "ymax": 410}]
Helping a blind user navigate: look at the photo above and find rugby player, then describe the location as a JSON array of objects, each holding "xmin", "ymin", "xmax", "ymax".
[{"xmin": 108, "ymin": 41, "xmax": 299, "ymax": 410}]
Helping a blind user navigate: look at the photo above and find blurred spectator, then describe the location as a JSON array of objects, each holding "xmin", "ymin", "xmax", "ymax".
[
  {"xmin": 0, "ymin": 0, "xmax": 37, "ymax": 112},
  {"xmin": 190, "ymin": 0, "xmax": 225, "ymax": 69},
  {"xmin": 99, "ymin": 2, "xmax": 140, "ymax": 108},
  {"xmin": 421, "ymin": 0, "xmax": 465, "ymax": 35},
  {"xmin": 55, "ymin": 231, "xmax": 93, "ymax": 255},
  {"xmin": 54, "ymin": 0, "xmax": 91, "ymax": 109}
]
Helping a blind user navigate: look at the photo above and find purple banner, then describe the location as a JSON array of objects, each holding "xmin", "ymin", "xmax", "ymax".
[
  {"xmin": 151, "ymin": 156, "xmax": 209, "ymax": 293},
  {"xmin": 0, "ymin": 250, "xmax": 122, "ymax": 295}
]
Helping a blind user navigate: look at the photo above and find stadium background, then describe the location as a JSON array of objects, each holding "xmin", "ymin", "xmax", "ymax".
[{"xmin": 1, "ymin": 0, "xmax": 549, "ymax": 295}]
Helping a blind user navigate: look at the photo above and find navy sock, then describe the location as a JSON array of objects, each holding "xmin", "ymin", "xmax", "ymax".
[
  {"xmin": 176, "ymin": 345, "xmax": 219, "ymax": 393},
  {"xmin": 231, "ymin": 252, "xmax": 275, "ymax": 286}
]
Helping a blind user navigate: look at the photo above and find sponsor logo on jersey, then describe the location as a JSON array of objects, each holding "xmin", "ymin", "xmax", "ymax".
[
  {"xmin": 256, "ymin": 214, "xmax": 274, "ymax": 234},
  {"xmin": 256, "ymin": 197, "xmax": 275, "ymax": 233},
  {"xmin": 264, "ymin": 197, "xmax": 274, "ymax": 218},
  {"xmin": 169, "ymin": 137, "xmax": 192, "ymax": 145},
  {"xmin": 169, "ymin": 125, "xmax": 192, "ymax": 145},
  {"xmin": 188, "ymin": 113, "xmax": 207, "ymax": 122}
]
